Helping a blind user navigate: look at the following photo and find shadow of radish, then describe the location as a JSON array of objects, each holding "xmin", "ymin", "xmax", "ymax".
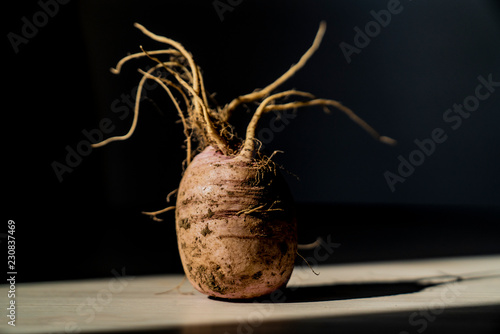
[{"xmin": 211, "ymin": 271, "xmax": 500, "ymax": 303}]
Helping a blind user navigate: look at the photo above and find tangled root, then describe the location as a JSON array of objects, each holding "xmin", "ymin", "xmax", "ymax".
[
  {"xmin": 93, "ymin": 21, "xmax": 394, "ymax": 160},
  {"xmin": 91, "ymin": 21, "xmax": 396, "ymax": 220}
]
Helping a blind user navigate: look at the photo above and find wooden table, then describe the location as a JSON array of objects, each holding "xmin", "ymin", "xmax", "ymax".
[{"xmin": 2, "ymin": 255, "xmax": 500, "ymax": 333}]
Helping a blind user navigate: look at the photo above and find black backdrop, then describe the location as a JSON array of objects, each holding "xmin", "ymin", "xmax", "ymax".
[{"xmin": 5, "ymin": 0, "xmax": 500, "ymax": 282}]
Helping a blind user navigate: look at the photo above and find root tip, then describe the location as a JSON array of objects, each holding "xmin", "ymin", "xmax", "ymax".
[{"xmin": 380, "ymin": 136, "xmax": 397, "ymax": 146}]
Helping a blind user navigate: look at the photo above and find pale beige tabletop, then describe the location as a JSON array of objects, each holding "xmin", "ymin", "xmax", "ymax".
[{"xmin": 1, "ymin": 255, "xmax": 500, "ymax": 333}]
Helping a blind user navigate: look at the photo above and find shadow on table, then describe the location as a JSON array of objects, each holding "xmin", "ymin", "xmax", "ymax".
[
  {"xmin": 209, "ymin": 280, "xmax": 433, "ymax": 304},
  {"xmin": 210, "ymin": 272, "xmax": 500, "ymax": 304},
  {"xmin": 281, "ymin": 280, "xmax": 432, "ymax": 303}
]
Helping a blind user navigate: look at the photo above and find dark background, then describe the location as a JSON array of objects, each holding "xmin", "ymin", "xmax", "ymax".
[{"xmin": 5, "ymin": 0, "xmax": 500, "ymax": 283}]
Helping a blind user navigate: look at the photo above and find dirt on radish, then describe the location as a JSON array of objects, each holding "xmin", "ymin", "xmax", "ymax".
[{"xmin": 90, "ymin": 21, "xmax": 395, "ymax": 299}]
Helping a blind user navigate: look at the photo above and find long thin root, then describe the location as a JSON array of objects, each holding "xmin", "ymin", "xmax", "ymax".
[
  {"xmin": 263, "ymin": 98, "xmax": 397, "ymax": 145},
  {"xmin": 296, "ymin": 251, "xmax": 320, "ymax": 276},
  {"xmin": 91, "ymin": 66, "xmax": 155, "ymax": 148},
  {"xmin": 297, "ymin": 237, "xmax": 323, "ymax": 250},
  {"xmin": 142, "ymin": 206, "xmax": 176, "ymax": 222},
  {"xmin": 239, "ymin": 90, "xmax": 315, "ymax": 158},
  {"xmin": 155, "ymin": 276, "xmax": 194, "ymax": 295},
  {"xmin": 223, "ymin": 21, "xmax": 327, "ymax": 120}
]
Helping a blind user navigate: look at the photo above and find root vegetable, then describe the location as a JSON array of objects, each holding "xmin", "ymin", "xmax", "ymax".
[
  {"xmin": 91, "ymin": 22, "xmax": 395, "ymax": 299},
  {"xmin": 175, "ymin": 146, "xmax": 296, "ymax": 298}
]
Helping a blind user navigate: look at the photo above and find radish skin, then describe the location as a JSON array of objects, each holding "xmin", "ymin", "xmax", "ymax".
[
  {"xmin": 90, "ymin": 21, "xmax": 395, "ymax": 299},
  {"xmin": 176, "ymin": 146, "xmax": 296, "ymax": 298}
]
